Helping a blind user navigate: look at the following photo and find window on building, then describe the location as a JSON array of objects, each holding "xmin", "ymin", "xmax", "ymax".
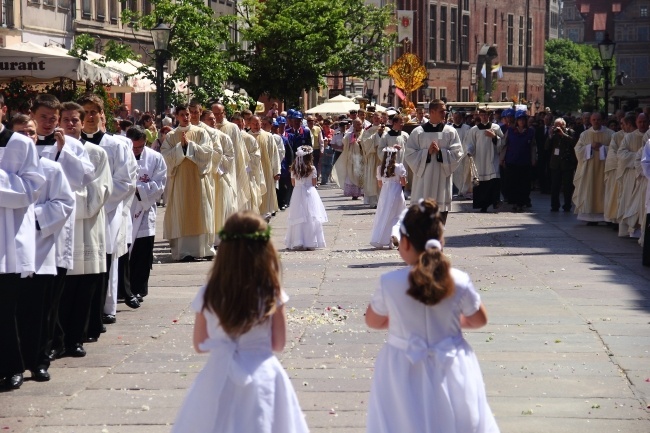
[
  {"xmin": 462, "ymin": 14, "xmax": 469, "ymax": 62},
  {"xmin": 58, "ymin": 0, "xmax": 70, "ymax": 9},
  {"xmin": 518, "ymin": 91, "xmax": 525, "ymax": 102},
  {"xmin": 439, "ymin": 88, "xmax": 447, "ymax": 100},
  {"xmin": 440, "ymin": 6, "xmax": 447, "ymax": 62},
  {"xmin": 595, "ymin": 31, "xmax": 604, "ymax": 41},
  {"xmin": 44, "ymin": 0, "xmax": 55, "ymax": 7},
  {"xmin": 518, "ymin": 16, "xmax": 524, "ymax": 66},
  {"xmin": 507, "ymin": 14, "xmax": 514, "ymax": 65},
  {"xmin": 429, "ymin": 5, "xmax": 437, "ymax": 61},
  {"xmin": 567, "ymin": 28, "xmax": 580, "ymax": 42},
  {"xmin": 501, "ymin": 91, "xmax": 507, "ymax": 101},
  {"xmin": 551, "ymin": 12, "xmax": 558, "ymax": 29},
  {"xmin": 462, "ymin": 0, "xmax": 469, "ymax": 12},
  {"xmin": 96, "ymin": 0, "xmax": 105, "ymax": 20},
  {"xmin": 483, "ymin": 7, "xmax": 488, "ymax": 43},
  {"xmin": 638, "ymin": 26, "xmax": 649, "ymax": 41},
  {"xmin": 82, "ymin": 0, "xmax": 91, "ymax": 18},
  {"xmin": 566, "ymin": 6, "xmax": 574, "ymax": 20},
  {"xmin": 641, "ymin": 6, "xmax": 648, "ymax": 17},
  {"xmin": 109, "ymin": 0, "xmax": 118, "ymax": 23},
  {"xmin": 527, "ymin": 17, "xmax": 532, "ymax": 66},
  {"xmin": 461, "ymin": 88, "xmax": 469, "ymax": 102},
  {"xmin": 1, "ymin": 0, "xmax": 14, "ymax": 26},
  {"xmin": 143, "ymin": 0, "xmax": 152, "ymax": 15},
  {"xmin": 450, "ymin": 7, "xmax": 457, "ymax": 62}
]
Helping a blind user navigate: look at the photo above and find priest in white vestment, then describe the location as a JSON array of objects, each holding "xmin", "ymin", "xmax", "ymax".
[
  {"xmin": 361, "ymin": 113, "xmax": 383, "ymax": 206},
  {"xmin": 616, "ymin": 114, "xmax": 649, "ymax": 237},
  {"xmin": 0, "ymin": 117, "xmax": 46, "ymax": 388},
  {"xmin": 161, "ymin": 104, "xmax": 215, "ymax": 261},
  {"xmin": 450, "ymin": 110, "xmax": 473, "ymax": 198},
  {"xmin": 213, "ymin": 103, "xmax": 252, "ymax": 211},
  {"xmin": 378, "ymin": 115, "xmax": 408, "ymax": 164},
  {"xmin": 572, "ymin": 113, "xmax": 614, "ymax": 224},
  {"xmin": 335, "ymin": 118, "xmax": 365, "ymax": 199},
  {"xmin": 250, "ymin": 116, "xmax": 280, "ymax": 218},
  {"xmin": 405, "ymin": 99, "xmax": 463, "ymax": 223}
]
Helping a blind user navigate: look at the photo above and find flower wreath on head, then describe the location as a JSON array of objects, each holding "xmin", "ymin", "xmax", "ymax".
[
  {"xmin": 218, "ymin": 225, "xmax": 271, "ymax": 243},
  {"xmin": 295, "ymin": 145, "xmax": 314, "ymax": 158}
]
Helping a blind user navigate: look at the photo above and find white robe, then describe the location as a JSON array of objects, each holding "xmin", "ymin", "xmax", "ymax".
[
  {"xmin": 34, "ymin": 158, "xmax": 75, "ymax": 275},
  {"xmin": 241, "ymin": 131, "xmax": 263, "ymax": 212},
  {"xmin": 616, "ymin": 130, "xmax": 646, "ymax": 236},
  {"xmin": 378, "ymin": 129, "xmax": 408, "ymax": 164},
  {"xmin": 37, "ymin": 136, "xmax": 95, "ymax": 270},
  {"xmin": 216, "ymin": 120, "xmax": 251, "ymax": 211},
  {"xmin": 69, "ymin": 141, "xmax": 112, "ymax": 275},
  {"xmin": 451, "ymin": 123, "xmax": 473, "ymax": 195},
  {"xmin": 131, "ymin": 147, "xmax": 167, "ymax": 242},
  {"xmin": 465, "ymin": 123, "xmax": 505, "ymax": 181},
  {"xmin": 405, "ymin": 122, "xmax": 463, "ymax": 212},
  {"xmin": 0, "ymin": 128, "xmax": 46, "ymax": 276},
  {"xmin": 604, "ymin": 130, "xmax": 626, "ymax": 223},
  {"xmin": 253, "ymin": 130, "xmax": 280, "ymax": 215}
]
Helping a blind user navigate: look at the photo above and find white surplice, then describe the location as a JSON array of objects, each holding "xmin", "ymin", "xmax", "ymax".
[
  {"xmin": 0, "ymin": 128, "xmax": 46, "ymax": 277},
  {"xmin": 34, "ymin": 158, "xmax": 75, "ymax": 275},
  {"xmin": 131, "ymin": 147, "xmax": 167, "ymax": 243}
]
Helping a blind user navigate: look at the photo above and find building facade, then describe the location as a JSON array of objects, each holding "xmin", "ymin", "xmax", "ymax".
[{"xmin": 386, "ymin": 0, "xmax": 546, "ymax": 109}]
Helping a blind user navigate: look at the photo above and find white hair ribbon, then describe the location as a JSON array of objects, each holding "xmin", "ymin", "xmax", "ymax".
[{"xmin": 425, "ymin": 239, "xmax": 442, "ymax": 251}]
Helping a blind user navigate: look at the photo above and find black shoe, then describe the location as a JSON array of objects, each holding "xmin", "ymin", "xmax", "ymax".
[
  {"xmin": 101, "ymin": 325, "xmax": 107, "ymax": 333},
  {"xmin": 180, "ymin": 255, "xmax": 196, "ymax": 262},
  {"xmin": 135, "ymin": 294, "xmax": 144, "ymax": 303},
  {"xmin": 84, "ymin": 337, "xmax": 98, "ymax": 343},
  {"xmin": 7, "ymin": 373, "xmax": 23, "ymax": 389},
  {"xmin": 551, "ymin": 208, "xmax": 559, "ymax": 212},
  {"xmin": 31, "ymin": 369, "xmax": 50, "ymax": 382},
  {"xmin": 563, "ymin": 207, "xmax": 572, "ymax": 212},
  {"xmin": 124, "ymin": 296, "xmax": 141, "ymax": 309},
  {"xmin": 351, "ymin": 196, "xmax": 359, "ymax": 200},
  {"xmin": 51, "ymin": 348, "xmax": 65, "ymax": 359},
  {"xmin": 67, "ymin": 344, "xmax": 86, "ymax": 357},
  {"xmin": 271, "ymin": 212, "xmax": 276, "ymax": 217},
  {"xmin": 586, "ymin": 222, "xmax": 599, "ymax": 226},
  {"xmin": 102, "ymin": 314, "xmax": 116, "ymax": 324},
  {"xmin": 480, "ymin": 207, "xmax": 488, "ymax": 213}
]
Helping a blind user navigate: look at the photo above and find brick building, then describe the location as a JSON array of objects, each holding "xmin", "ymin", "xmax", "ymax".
[{"xmin": 388, "ymin": 0, "xmax": 547, "ymax": 110}]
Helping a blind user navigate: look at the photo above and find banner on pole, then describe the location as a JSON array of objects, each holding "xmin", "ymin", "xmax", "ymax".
[{"xmin": 397, "ymin": 10, "xmax": 414, "ymax": 43}]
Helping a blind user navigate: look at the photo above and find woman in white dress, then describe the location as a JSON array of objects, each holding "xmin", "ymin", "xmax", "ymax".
[
  {"xmin": 171, "ymin": 212, "xmax": 309, "ymax": 433},
  {"xmin": 285, "ymin": 146, "xmax": 328, "ymax": 250},
  {"xmin": 365, "ymin": 199, "xmax": 500, "ymax": 433},
  {"xmin": 370, "ymin": 147, "xmax": 407, "ymax": 248}
]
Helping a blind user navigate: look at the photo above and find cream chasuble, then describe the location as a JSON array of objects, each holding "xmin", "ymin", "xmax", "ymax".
[
  {"xmin": 334, "ymin": 130, "xmax": 365, "ymax": 191},
  {"xmin": 361, "ymin": 125, "xmax": 382, "ymax": 205},
  {"xmin": 241, "ymin": 131, "xmax": 263, "ymax": 212},
  {"xmin": 216, "ymin": 120, "xmax": 251, "ymax": 211},
  {"xmin": 253, "ymin": 130, "xmax": 280, "ymax": 215},
  {"xmin": 604, "ymin": 129, "xmax": 626, "ymax": 222},
  {"xmin": 161, "ymin": 125, "xmax": 214, "ymax": 260},
  {"xmin": 572, "ymin": 126, "xmax": 614, "ymax": 221},
  {"xmin": 616, "ymin": 129, "xmax": 646, "ymax": 235},
  {"xmin": 451, "ymin": 123, "xmax": 473, "ymax": 195}
]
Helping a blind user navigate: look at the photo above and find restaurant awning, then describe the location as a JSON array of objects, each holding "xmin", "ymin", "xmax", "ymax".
[{"xmin": 0, "ymin": 42, "xmax": 122, "ymax": 84}]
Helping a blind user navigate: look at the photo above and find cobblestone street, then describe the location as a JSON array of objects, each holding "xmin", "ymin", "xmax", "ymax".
[{"xmin": 2, "ymin": 185, "xmax": 650, "ymax": 432}]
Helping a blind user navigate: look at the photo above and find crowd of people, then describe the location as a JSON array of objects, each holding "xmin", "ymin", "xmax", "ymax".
[{"xmin": 0, "ymin": 93, "xmax": 166, "ymax": 390}]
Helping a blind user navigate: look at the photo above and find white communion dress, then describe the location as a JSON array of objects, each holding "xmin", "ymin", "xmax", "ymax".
[
  {"xmin": 285, "ymin": 167, "xmax": 328, "ymax": 249},
  {"xmin": 369, "ymin": 163, "xmax": 407, "ymax": 248},
  {"xmin": 171, "ymin": 286, "xmax": 309, "ymax": 433},
  {"xmin": 367, "ymin": 267, "xmax": 500, "ymax": 433}
]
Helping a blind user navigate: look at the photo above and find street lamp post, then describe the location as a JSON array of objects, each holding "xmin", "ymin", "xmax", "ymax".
[
  {"xmin": 597, "ymin": 33, "xmax": 615, "ymax": 115},
  {"xmin": 151, "ymin": 19, "xmax": 171, "ymax": 128},
  {"xmin": 364, "ymin": 78, "xmax": 375, "ymax": 106},
  {"xmin": 591, "ymin": 64, "xmax": 603, "ymax": 109}
]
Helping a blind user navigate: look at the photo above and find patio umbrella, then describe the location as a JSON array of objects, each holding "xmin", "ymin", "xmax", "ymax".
[{"xmin": 305, "ymin": 94, "xmax": 386, "ymax": 114}]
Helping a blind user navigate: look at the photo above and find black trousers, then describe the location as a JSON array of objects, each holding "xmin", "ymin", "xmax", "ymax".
[
  {"xmin": 278, "ymin": 177, "xmax": 293, "ymax": 208},
  {"xmin": 550, "ymin": 168, "xmax": 575, "ymax": 211},
  {"xmin": 46, "ymin": 267, "xmax": 68, "ymax": 367},
  {"xmin": 643, "ymin": 213, "xmax": 650, "ymax": 267},
  {"xmin": 60, "ymin": 273, "xmax": 102, "ymax": 347},
  {"xmin": 0, "ymin": 274, "xmax": 23, "ymax": 378},
  {"xmin": 117, "ymin": 250, "xmax": 133, "ymax": 300},
  {"xmin": 313, "ymin": 148, "xmax": 321, "ymax": 177},
  {"xmin": 17, "ymin": 274, "xmax": 52, "ymax": 371},
  {"xmin": 130, "ymin": 236, "xmax": 155, "ymax": 297},
  {"xmin": 473, "ymin": 178, "xmax": 501, "ymax": 210},
  {"xmin": 506, "ymin": 163, "xmax": 532, "ymax": 207}
]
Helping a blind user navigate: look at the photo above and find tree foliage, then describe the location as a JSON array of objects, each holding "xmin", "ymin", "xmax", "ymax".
[
  {"xmin": 234, "ymin": 0, "xmax": 396, "ymax": 105},
  {"xmin": 544, "ymin": 39, "xmax": 608, "ymax": 113}
]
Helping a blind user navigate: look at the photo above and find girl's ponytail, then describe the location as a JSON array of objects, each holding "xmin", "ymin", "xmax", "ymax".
[{"xmin": 402, "ymin": 199, "xmax": 455, "ymax": 305}]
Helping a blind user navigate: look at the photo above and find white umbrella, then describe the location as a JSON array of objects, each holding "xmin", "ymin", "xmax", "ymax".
[
  {"xmin": 305, "ymin": 94, "xmax": 386, "ymax": 114},
  {"xmin": 0, "ymin": 42, "xmax": 119, "ymax": 84}
]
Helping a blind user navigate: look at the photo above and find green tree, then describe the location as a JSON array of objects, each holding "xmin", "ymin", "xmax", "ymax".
[
  {"xmin": 234, "ymin": 0, "xmax": 396, "ymax": 105},
  {"xmin": 544, "ymin": 39, "xmax": 607, "ymax": 113},
  {"xmin": 117, "ymin": 0, "xmax": 248, "ymax": 107}
]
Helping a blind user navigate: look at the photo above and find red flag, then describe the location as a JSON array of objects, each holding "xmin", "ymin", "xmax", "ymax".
[{"xmin": 395, "ymin": 87, "xmax": 406, "ymax": 101}]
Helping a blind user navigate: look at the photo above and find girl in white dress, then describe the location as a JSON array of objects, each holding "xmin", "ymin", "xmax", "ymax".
[
  {"xmin": 285, "ymin": 145, "xmax": 328, "ymax": 250},
  {"xmin": 171, "ymin": 211, "xmax": 309, "ymax": 433},
  {"xmin": 365, "ymin": 198, "xmax": 500, "ymax": 433},
  {"xmin": 370, "ymin": 147, "xmax": 407, "ymax": 248}
]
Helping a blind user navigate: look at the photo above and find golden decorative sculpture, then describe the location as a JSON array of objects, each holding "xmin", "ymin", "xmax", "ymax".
[{"xmin": 388, "ymin": 53, "xmax": 428, "ymax": 108}]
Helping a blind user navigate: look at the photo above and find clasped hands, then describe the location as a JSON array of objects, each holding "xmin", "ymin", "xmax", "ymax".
[{"xmin": 428, "ymin": 140, "xmax": 440, "ymax": 155}]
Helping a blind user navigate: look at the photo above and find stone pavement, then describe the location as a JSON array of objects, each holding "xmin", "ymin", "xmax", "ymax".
[{"xmin": 2, "ymin": 185, "xmax": 649, "ymax": 432}]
